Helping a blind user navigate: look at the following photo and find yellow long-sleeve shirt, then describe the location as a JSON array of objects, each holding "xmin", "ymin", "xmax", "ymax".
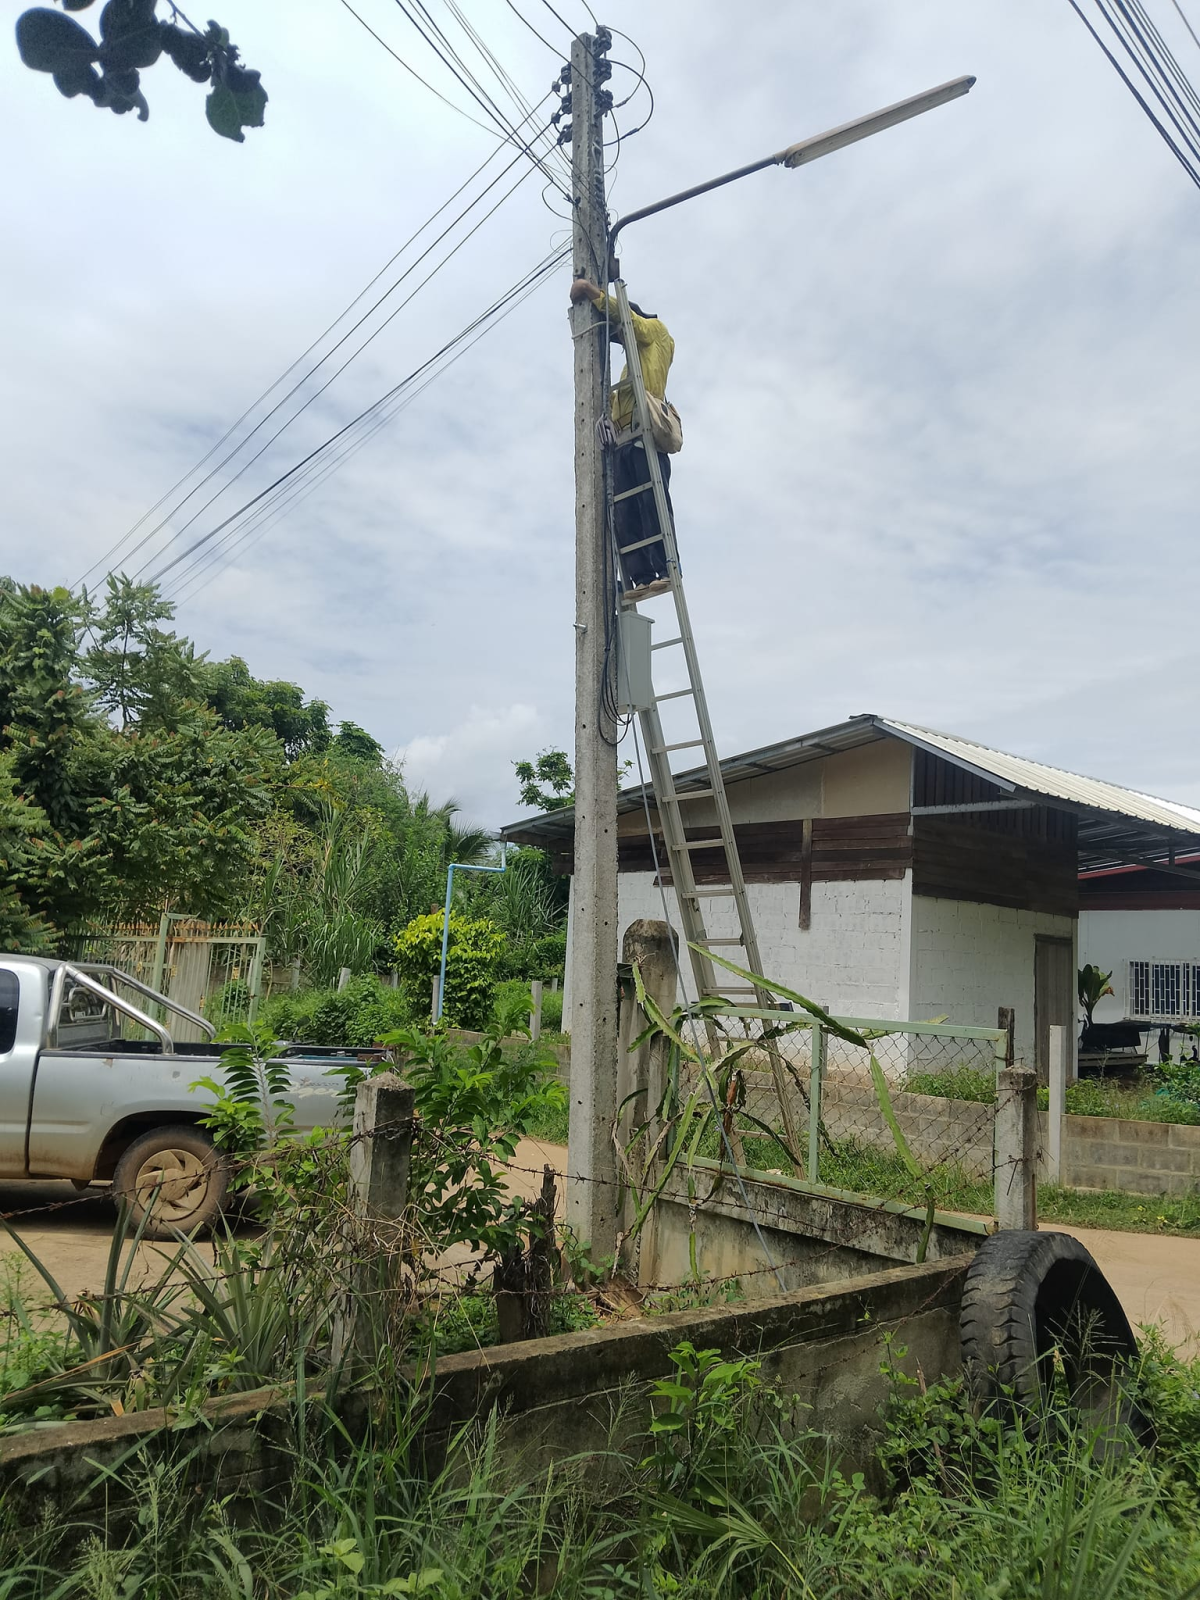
[{"xmin": 594, "ymin": 291, "xmax": 675, "ymax": 432}]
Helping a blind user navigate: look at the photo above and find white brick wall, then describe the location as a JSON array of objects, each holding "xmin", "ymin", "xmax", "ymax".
[
  {"xmin": 616, "ymin": 873, "xmax": 909, "ymax": 1018},
  {"xmin": 910, "ymin": 896, "xmax": 1074, "ymax": 1064}
]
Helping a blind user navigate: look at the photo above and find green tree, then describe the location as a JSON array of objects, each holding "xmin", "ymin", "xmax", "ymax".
[
  {"xmin": 15, "ymin": 3, "xmax": 267, "ymax": 141},
  {"xmin": 205, "ymin": 656, "xmax": 330, "ymax": 760},
  {"xmin": 514, "ymin": 748, "xmax": 573, "ymax": 812},
  {"xmin": 75, "ymin": 704, "xmax": 278, "ymax": 921},
  {"xmin": 84, "ymin": 573, "xmax": 205, "ymax": 729},
  {"xmin": 333, "ymin": 720, "xmax": 384, "ymax": 765},
  {"xmin": 0, "ymin": 756, "xmax": 57, "ymax": 951},
  {"xmin": 0, "ymin": 583, "xmax": 94, "ymax": 837}
]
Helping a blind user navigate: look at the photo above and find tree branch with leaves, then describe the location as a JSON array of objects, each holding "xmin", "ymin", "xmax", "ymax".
[{"xmin": 16, "ymin": 1, "xmax": 267, "ymax": 140}]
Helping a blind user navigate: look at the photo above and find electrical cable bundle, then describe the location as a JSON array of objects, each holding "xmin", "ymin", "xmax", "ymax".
[{"xmin": 1068, "ymin": 0, "xmax": 1200, "ymax": 189}]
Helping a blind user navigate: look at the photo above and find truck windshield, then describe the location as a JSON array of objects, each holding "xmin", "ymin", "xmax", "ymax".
[{"xmin": 0, "ymin": 970, "xmax": 17, "ymax": 1054}]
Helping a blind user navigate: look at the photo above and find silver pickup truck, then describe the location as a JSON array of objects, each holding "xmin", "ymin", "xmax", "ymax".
[{"xmin": 0, "ymin": 954, "xmax": 364, "ymax": 1236}]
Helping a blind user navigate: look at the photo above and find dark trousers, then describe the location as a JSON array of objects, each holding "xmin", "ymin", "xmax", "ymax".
[{"xmin": 612, "ymin": 439, "xmax": 674, "ymax": 585}]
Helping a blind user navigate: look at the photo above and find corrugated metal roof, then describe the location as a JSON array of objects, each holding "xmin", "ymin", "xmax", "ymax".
[
  {"xmin": 501, "ymin": 713, "xmax": 1200, "ymax": 874},
  {"xmin": 878, "ymin": 718, "xmax": 1200, "ymax": 836}
]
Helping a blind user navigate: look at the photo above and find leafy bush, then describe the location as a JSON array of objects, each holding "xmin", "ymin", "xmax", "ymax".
[
  {"xmin": 261, "ymin": 976, "xmax": 414, "ymax": 1047},
  {"xmin": 393, "ymin": 912, "xmax": 502, "ymax": 1031},
  {"xmin": 361, "ymin": 1008, "xmax": 567, "ymax": 1262}
]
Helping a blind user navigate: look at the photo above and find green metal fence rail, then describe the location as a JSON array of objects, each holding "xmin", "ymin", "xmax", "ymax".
[{"xmin": 677, "ymin": 1007, "xmax": 1010, "ymax": 1221}]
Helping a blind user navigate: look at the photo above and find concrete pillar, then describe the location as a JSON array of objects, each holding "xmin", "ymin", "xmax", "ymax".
[
  {"xmin": 1046, "ymin": 1024, "xmax": 1067, "ymax": 1184},
  {"xmin": 348, "ymin": 1073, "xmax": 414, "ymax": 1223},
  {"xmin": 334, "ymin": 1073, "xmax": 415, "ymax": 1365},
  {"xmin": 616, "ymin": 920, "xmax": 679, "ymax": 1144},
  {"xmin": 615, "ymin": 920, "xmax": 678, "ymax": 1274},
  {"xmin": 995, "ymin": 1065, "xmax": 1038, "ymax": 1230}
]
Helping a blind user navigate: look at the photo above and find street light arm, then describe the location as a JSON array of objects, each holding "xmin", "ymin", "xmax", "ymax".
[{"xmin": 607, "ymin": 74, "xmax": 976, "ymax": 270}]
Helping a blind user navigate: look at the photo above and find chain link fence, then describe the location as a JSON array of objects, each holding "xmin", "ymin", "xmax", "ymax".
[{"xmin": 677, "ymin": 1010, "xmax": 1009, "ymax": 1218}]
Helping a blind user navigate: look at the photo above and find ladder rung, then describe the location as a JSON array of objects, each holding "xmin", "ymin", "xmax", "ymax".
[
  {"xmin": 651, "ymin": 636, "xmax": 682, "ymax": 651},
  {"xmin": 618, "ymin": 534, "xmax": 662, "ymax": 553},
  {"xmin": 655, "ymin": 687, "xmax": 695, "ymax": 703},
  {"xmin": 652, "ymin": 739, "xmax": 704, "ymax": 754},
  {"xmin": 680, "ymin": 837, "xmax": 727, "ymax": 852},
  {"xmin": 613, "ymin": 484, "xmax": 655, "ymax": 505},
  {"xmin": 687, "ymin": 887, "xmax": 738, "ymax": 898},
  {"xmin": 694, "ymin": 937, "xmax": 745, "ymax": 946},
  {"xmin": 667, "ymin": 788, "xmax": 715, "ymax": 801},
  {"xmin": 701, "ymin": 985, "xmax": 757, "ymax": 997}
]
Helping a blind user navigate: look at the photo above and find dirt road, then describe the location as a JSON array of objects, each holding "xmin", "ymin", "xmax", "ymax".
[{"xmin": 1, "ymin": 1152, "xmax": 1197, "ymax": 1356}]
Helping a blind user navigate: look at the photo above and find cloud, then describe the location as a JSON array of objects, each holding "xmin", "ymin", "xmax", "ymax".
[
  {"xmin": 396, "ymin": 702, "xmax": 548, "ymax": 824},
  {"xmin": 5, "ymin": 0, "xmax": 1200, "ymax": 832}
]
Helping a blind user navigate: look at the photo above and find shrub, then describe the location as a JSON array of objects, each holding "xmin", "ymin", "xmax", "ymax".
[
  {"xmin": 260, "ymin": 976, "xmax": 414, "ymax": 1046},
  {"xmin": 393, "ymin": 912, "xmax": 502, "ymax": 1031}
]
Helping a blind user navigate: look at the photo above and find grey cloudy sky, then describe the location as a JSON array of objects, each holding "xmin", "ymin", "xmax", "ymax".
[{"xmin": 4, "ymin": 0, "xmax": 1199, "ymax": 829}]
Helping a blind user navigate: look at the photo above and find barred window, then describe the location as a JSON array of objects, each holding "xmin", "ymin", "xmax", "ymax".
[{"xmin": 1127, "ymin": 959, "xmax": 1200, "ymax": 1022}]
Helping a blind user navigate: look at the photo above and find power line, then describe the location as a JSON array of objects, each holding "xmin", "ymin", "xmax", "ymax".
[
  {"xmin": 1170, "ymin": 0, "xmax": 1200, "ymax": 53},
  {"xmin": 164, "ymin": 246, "xmax": 568, "ymax": 602},
  {"xmin": 153, "ymin": 246, "xmax": 569, "ymax": 597},
  {"xmin": 390, "ymin": 0, "xmax": 570, "ymax": 197},
  {"xmin": 1068, "ymin": 0, "xmax": 1200, "ymax": 189},
  {"xmin": 1102, "ymin": 0, "xmax": 1200, "ymax": 161},
  {"xmin": 75, "ymin": 102, "xmax": 559, "ymax": 589},
  {"xmin": 337, "ymin": 0, "xmax": 496, "ymax": 133},
  {"xmin": 502, "ymin": 0, "xmax": 560, "ymax": 57},
  {"xmin": 126, "ymin": 139, "xmax": 551, "ymax": 583}
]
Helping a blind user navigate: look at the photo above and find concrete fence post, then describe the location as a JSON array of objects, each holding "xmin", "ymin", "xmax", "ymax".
[
  {"xmin": 530, "ymin": 979, "xmax": 544, "ymax": 1041},
  {"xmin": 348, "ymin": 1073, "xmax": 414, "ymax": 1221},
  {"xmin": 995, "ymin": 1065, "xmax": 1038, "ymax": 1230},
  {"xmin": 333, "ymin": 1072, "xmax": 415, "ymax": 1366},
  {"xmin": 337, "ymin": 966, "xmax": 352, "ymax": 992},
  {"xmin": 612, "ymin": 920, "xmax": 678, "ymax": 1265},
  {"xmin": 1046, "ymin": 1024, "xmax": 1067, "ymax": 1185}
]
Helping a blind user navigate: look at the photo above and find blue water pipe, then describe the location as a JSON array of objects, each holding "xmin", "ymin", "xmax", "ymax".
[{"xmin": 436, "ymin": 843, "xmax": 508, "ymax": 1022}]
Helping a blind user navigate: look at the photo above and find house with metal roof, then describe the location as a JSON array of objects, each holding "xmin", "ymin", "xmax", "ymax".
[{"xmin": 502, "ymin": 714, "xmax": 1200, "ymax": 1076}]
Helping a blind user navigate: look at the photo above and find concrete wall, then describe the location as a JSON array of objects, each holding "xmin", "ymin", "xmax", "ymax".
[
  {"xmin": 1079, "ymin": 908, "xmax": 1200, "ymax": 1023},
  {"xmin": 616, "ymin": 873, "xmax": 910, "ymax": 1017},
  {"xmin": 642, "ymin": 1161, "xmax": 987, "ymax": 1292},
  {"xmin": 1053, "ymin": 1112, "xmax": 1200, "ymax": 1196},
  {"xmin": 910, "ymin": 896, "xmax": 1075, "ymax": 1066},
  {"xmin": 0, "ymin": 1259, "xmax": 969, "ymax": 1517}
]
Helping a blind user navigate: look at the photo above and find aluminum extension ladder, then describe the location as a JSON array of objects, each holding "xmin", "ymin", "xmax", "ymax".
[{"xmin": 608, "ymin": 280, "xmax": 803, "ymax": 1167}]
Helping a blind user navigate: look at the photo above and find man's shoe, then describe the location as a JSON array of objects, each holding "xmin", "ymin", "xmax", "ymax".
[{"xmin": 621, "ymin": 576, "xmax": 673, "ymax": 605}]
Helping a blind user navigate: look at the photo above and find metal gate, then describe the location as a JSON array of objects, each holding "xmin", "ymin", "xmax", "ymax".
[{"xmin": 62, "ymin": 915, "xmax": 265, "ymax": 1041}]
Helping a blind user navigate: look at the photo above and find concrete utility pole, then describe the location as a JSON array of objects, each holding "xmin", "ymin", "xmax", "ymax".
[{"xmin": 567, "ymin": 27, "xmax": 619, "ymax": 1257}]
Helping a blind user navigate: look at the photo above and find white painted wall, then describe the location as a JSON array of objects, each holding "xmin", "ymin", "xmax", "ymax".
[
  {"xmin": 616, "ymin": 872, "xmax": 910, "ymax": 1019},
  {"xmin": 1080, "ymin": 908, "xmax": 1200, "ymax": 1022},
  {"xmin": 910, "ymin": 897, "xmax": 1074, "ymax": 1067}
]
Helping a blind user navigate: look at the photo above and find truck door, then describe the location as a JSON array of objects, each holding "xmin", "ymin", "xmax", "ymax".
[{"xmin": 0, "ymin": 964, "xmax": 36, "ymax": 1173}]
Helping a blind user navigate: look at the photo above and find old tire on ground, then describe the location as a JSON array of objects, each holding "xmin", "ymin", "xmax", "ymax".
[
  {"xmin": 960, "ymin": 1229, "xmax": 1153, "ymax": 1445},
  {"xmin": 112, "ymin": 1125, "xmax": 229, "ymax": 1239}
]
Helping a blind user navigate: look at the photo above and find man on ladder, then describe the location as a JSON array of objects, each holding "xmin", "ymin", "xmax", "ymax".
[{"xmin": 569, "ymin": 276, "xmax": 682, "ymax": 601}]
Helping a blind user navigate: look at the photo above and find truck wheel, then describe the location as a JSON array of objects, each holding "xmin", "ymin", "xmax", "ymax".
[
  {"xmin": 112, "ymin": 1125, "xmax": 229, "ymax": 1239},
  {"xmin": 960, "ymin": 1230, "xmax": 1153, "ymax": 1445}
]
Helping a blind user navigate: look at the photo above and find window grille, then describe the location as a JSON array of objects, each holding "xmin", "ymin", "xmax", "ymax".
[{"xmin": 1127, "ymin": 959, "xmax": 1200, "ymax": 1022}]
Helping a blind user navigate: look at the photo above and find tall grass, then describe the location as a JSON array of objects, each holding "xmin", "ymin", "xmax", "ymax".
[{"xmin": 3, "ymin": 1339, "xmax": 1200, "ymax": 1597}]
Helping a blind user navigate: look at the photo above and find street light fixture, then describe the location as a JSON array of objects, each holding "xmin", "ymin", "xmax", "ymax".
[{"xmin": 608, "ymin": 75, "xmax": 976, "ymax": 269}]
